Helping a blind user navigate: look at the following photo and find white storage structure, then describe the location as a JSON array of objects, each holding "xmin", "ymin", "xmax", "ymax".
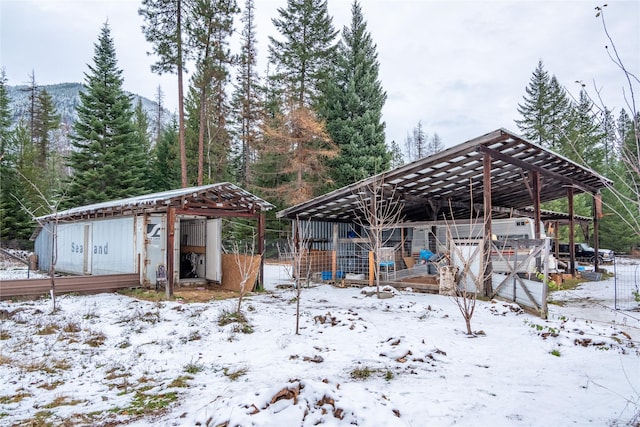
[{"xmin": 33, "ymin": 183, "xmax": 273, "ymax": 292}]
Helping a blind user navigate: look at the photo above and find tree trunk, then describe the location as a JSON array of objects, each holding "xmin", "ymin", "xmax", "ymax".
[{"xmin": 177, "ymin": 0, "xmax": 187, "ymax": 188}]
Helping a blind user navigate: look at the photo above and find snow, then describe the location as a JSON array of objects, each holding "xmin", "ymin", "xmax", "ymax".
[{"xmin": 1, "ymin": 261, "xmax": 639, "ymax": 426}]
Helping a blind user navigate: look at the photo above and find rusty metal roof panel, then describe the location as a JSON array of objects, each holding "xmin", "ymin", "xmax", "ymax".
[
  {"xmin": 38, "ymin": 183, "xmax": 274, "ymax": 222},
  {"xmin": 277, "ymin": 128, "xmax": 612, "ymax": 222}
]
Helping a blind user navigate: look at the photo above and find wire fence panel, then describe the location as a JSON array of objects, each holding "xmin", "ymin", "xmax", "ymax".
[{"xmin": 614, "ymin": 259, "xmax": 640, "ymax": 311}]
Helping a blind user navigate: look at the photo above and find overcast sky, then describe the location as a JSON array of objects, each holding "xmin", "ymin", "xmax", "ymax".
[{"xmin": 1, "ymin": 0, "xmax": 638, "ymax": 150}]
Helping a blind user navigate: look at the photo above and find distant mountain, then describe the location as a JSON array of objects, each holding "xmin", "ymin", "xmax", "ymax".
[{"xmin": 7, "ymin": 82, "xmax": 172, "ymax": 130}]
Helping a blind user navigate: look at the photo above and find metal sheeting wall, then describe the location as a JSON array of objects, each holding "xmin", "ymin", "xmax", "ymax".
[
  {"xmin": 54, "ymin": 222, "xmax": 90, "ymax": 275},
  {"xmin": 35, "ymin": 218, "xmax": 136, "ymax": 275},
  {"xmin": 90, "ymin": 218, "xmax": 135, "ymax": 274},
  {"xmin": 34, "ymin": 223, "xmax": 55, "ymax": 272}
]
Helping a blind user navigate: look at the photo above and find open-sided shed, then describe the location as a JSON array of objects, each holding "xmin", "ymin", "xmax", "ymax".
[
  {"xmin": 277, "ymin": 129, "xmax": 613, "ymax": 305},
  {"xmin": 33, "ymin": 183, "xmax": 273, "ymax": 295}
]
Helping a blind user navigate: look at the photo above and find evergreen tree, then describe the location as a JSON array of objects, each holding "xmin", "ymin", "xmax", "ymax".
[
  {"xmin": 388, "ymin": 139, "xmax": 404, "ymax": 168},
  {"xmin": 515, "ymin": 60, "xmax": 571, "ymax": 149},
  {"xmin": 1, "ymin": 122, "xmax": 37, "ymax": 241},
  {"xmin": 0, "ymin": 71, "xmax": 32, "ymax": 243},
  {"xmin": 562, "ymin": 90, "xmax": 605, "ymax": 171},
  {"xmin": 321, "ymin": 0, "xmax": 389, "ymax": 189},
  {"xmin": 32, "ymin": 88, "xmax": 60, "ymax": 170},
  {"xmin": 268, "ymin": 0, "xmax": 338, "ymax": 107},
  {"xmin": 187, "ymin": 0, "xmax": 239, "ymax": 185},
  {"xmin": 0, "ymin": 69, "xmax": 12, "ymax": 154},
  {"xmin": 139, "ymin": 0, "xmax": 189, "ymax": 187},
  {"xmin": 153, "ymin": 84, "xmax": 165, "ymax": 145},
  {"xmin": 65, "ymin": 22, "xmax": 148, "ymax": 208},
  {"xmin": 133, "ymin": 98, "xmax": 153, "ymax": 189},
  {"xmin": 231, "ymin": 0, "xmax": 262, "ymax": 188},
  {"xmin": 150, "ymin": 118, "xmax": 181, "ymax": 191}
]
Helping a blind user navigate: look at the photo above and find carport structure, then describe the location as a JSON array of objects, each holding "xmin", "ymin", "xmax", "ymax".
[{"xmin": 277, "ymin": 128, "xmax": 613, "ymax": 289}]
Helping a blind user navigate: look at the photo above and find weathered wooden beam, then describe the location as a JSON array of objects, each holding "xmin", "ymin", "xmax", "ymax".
[{"xmin": 477, "ymin": 145, "xmax": 601, "ymax": 193}]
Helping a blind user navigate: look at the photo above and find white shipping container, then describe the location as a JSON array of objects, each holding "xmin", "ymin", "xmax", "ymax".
[{"xmin": 90, "ymin": 217, "xmax": 135, "ymax": 274}]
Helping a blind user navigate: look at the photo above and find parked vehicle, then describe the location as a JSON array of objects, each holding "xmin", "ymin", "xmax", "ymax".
[{"xmin": 557, "ymin": 243, "xmax": 615, "ymax": 264}]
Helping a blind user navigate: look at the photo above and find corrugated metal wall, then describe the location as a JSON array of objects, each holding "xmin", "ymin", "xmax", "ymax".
[{"xmin": 35, "ymin": 217, "xmax": 136, "ymax": 275}]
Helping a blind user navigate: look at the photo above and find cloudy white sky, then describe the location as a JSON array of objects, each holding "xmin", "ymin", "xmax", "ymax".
[{"xmin": 1, "ymin": 0, "xmax": 638, "ymax": 149}]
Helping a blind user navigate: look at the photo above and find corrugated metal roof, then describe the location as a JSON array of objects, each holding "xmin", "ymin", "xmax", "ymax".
[
  {"xmin": 277, "ymin": 128, "xmax": 612, "ymax": 222},
  {"xmin": 38, "ymin": 182, "xmax": 274, "ymax": 222}
]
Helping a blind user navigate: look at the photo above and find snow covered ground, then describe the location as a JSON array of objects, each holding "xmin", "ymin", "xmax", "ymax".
[{"xmin": 1, "ymin": 260, "xmax": 639, "ymax": 426}]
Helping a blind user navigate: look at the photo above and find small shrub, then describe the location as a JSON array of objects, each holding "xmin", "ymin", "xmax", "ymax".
[
  {"xmin": 183, "ymin": 361, "xmax": 204, "ymax": 374},
  {"xmin": 223, "ymin": 366, "xmax": 248, "ymax": 381},
  {"xmin": 0, "ymin": 330, "xmax": 10, "ymax": 340},
  {"xmin": 385, "ymin": 370, "xmax": 394, "ymax": 381},
  {"xmin": 115, "ymin": 391, "xmax": 178, "ymax": 415},
  {"xmin": 36, "ymin": 323, "xmax": 60, "ymax": 335},
  {"xmin": 63, "ymin": 322, "xmax": 81, "ymax": 333},
  {"xmin": 85, "ymin": 331, "xmax": 107, "ymax": 347},
  {"xmin": 218, "ymin": 308, "xmax": 247, "ymax": 326},
  {"xmin": 218, "ymin": 307, "xmax": 253, "ymax": 334},
  {"xmin": 550, "ymin": 349, "xmax": 561, "ymax": 357},
  {"xmin": 350, "ymin": 366, "xmax": 373, "ymax": 380},
  {"xmin": 168, "ymin": 375, "xmax": 193, "ymax": 388}
]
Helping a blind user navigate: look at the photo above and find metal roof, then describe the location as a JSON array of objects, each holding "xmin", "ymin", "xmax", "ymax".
[
  {"xmin": 277, "ymin": 128, "xmax": 612, "ymax": 222},
  {"xmin": 39, "ymin": 182, "xmax": 274, "ymax": 222}
]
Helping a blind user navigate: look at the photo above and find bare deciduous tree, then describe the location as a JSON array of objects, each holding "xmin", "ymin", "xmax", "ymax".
[
  {"xmin": 230, "ymin": 235, "xmax": 258, "ymax": 316},
  {"xmin": 572, "ymin": 5, "xmax": 640, "ymax": 240},
  {"xmin": 442, "ymin": 184, "xmax": 492, "ymax": 336},
  {"xmin": 353, "ymin": 175, "xmax": 404, "ymax": 298},
  {"xmin": 13, "ymin": 172, "xmax": 64, "ymax": 312},
  {"xmin": 279, "ymin": 216, "xmax": 313, "ymax": 335}
]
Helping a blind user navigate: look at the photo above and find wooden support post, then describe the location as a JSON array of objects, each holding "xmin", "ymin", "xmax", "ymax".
[
  {"xmin": 568, "ymin": 188, "xmax": 575, "ymax": 277},
  {"xmin": 257, "ymin": 213, "xmax": 265, "ymax": 290},
  {"xmin": 531, "ymin": 171, "xmax": 541, "ymax": 238},
  {"xmin": 483, "ymin": 153, "xmax": 493, "ymax": 297},
  {"xmin": 368, "ymin": 251, "xmax": 375, "ymax": 287},
  {"xmin": 593, "ymin": 192, "xmax": 600, "ymax": 272},
  {"xmin": 166, "ymin": 207, "xmax": 175, "ymax": 298},
  {"xmin": 332, "ymin": 224, "xmax": 338, "ymax": 279}
]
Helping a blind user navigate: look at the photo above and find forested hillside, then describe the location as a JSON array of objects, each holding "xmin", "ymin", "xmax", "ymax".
[{"xmin": 7, "ymin": 82, "xmax": 169, "ymax": 134}]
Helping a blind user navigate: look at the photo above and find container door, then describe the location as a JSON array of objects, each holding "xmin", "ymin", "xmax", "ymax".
[
  {"xmin": 144, "ymin": 214, "xmax": 166, "ymax": 286},
  {"xmin": 206, "ymin": 218, "xmax": 222, "ymax": 282}
]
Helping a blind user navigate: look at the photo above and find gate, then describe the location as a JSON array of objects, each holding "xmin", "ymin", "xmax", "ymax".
[
  {"xmin": 450, "ymin": 237, "xmax": 551, "ymax": 318},
  {"xmin": 614, "ymin": 260, "xmax": 640, "ymax": 311},
  {"xmin": 489, "ymin": 238, "xmax": 550, "ymax": 318}
]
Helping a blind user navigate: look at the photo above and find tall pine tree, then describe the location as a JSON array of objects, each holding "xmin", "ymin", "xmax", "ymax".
[
  {"xmin": 321, "ymin": 0, "xmax": 389, "ymax": 189},
  {"xmin": 139, "ymin": 0, "xmax": 189, "ymax": 187},
  {"xmin": 231, "ymin": 0, "xmax": 262, "ymax": 188},
  {"xmin": 150, "ymin": 117, "xmax": 181, "ymax": 192},
  {"xmin": 0, "ymin": 70, "xmax": 33, "ymax": 243},
  {"xmin": 515, "ymin": 60, "xmax": 571, "ymax": 150},
  {"xmin": 65, "ymin": 22, "xmax": 148, "ymax": 208},
  {"xmin": 268, "ymin": 0, "xmax": 338, "ymax": 107}
]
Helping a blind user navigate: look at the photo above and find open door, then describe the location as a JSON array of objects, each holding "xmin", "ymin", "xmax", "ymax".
[{"xmin": 206, "ymin": 218, "xmax": 222, "ymax": 282}]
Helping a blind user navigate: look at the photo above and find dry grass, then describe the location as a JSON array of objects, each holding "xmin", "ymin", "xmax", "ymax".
[
  {"xmin": 43, "ymin": 395, "xmax": 85, "ymax": 408},
  {"xmin": 19, "ymin": 358, "xmax": 71, "ymax": 374},
  {"xmin": 85, "ymin": 331, "xmax": 107, "ymax": 347},
  {"xmin": 119, "ymin": 286, "xmax": 239, "ymax": 303}
]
